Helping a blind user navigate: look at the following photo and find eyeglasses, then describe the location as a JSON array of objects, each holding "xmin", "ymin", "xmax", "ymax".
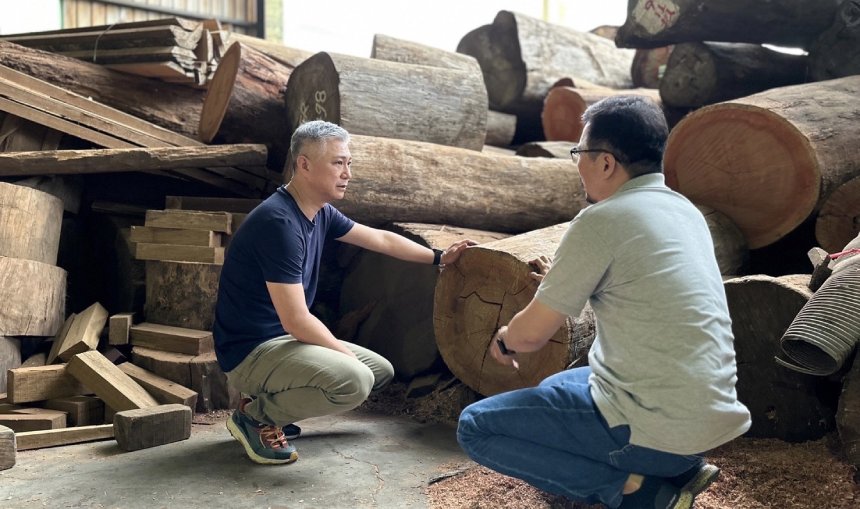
[{"xmin": 570, "ymin": 146, "xmax": 619, "ymax": 163}]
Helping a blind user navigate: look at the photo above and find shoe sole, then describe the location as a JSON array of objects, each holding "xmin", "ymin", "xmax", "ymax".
[
  {"xmin": 226, "ymin": 416, "xmax": 298, "ymax": 465},
  {"xmin": 669, "ymin": 465, "xmax": 720, "ymax": 509}
]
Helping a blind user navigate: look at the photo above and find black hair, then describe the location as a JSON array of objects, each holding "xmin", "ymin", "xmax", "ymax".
[{"xmin": 581, "ymin": 95, "xmax": 668, "ymax": 177}]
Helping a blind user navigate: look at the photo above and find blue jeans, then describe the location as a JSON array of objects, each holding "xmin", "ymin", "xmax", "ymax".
[{"xmin": 457, "ymin": 367, "xmax": 700, "ymax": 508}]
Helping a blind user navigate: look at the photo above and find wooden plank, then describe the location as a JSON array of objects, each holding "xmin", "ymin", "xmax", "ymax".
[
  {"xmin": 135, "ymin": 243, "xmax": 225, "ymax": 264},
  {"xmin": 55, "ymin": 302, "xmax": 109, "ymax": 363},
  {"xmin": 108, "ymin": 312, "xmax": 135, "ymax": 346},
  {"xmin": 7, "ymin": 365, "xmax": 89, "ymax": 404},
  {"xmin": 2, "ymin": 25, "xmax": 203, "ymax": 52},
  {"xmin": 114, "ymin": 404, "xmax": 191, "ymax": 451},
  {"xmin": 130, "ymin": 226, "xmax": 221, "ymax": 247},
  {"xmin": 43, "ymin": 396, "xmax": 105, "ymax": 427},
  {"xmin": 67, "ymin": 351, "xmax": 158, "ymax": 412},
  {"xmin": 129, "ymin": 323, "xmax": 214, "ymax": 355},
  {"xmin": 0, "ymin": 411, "xmax": 66, "ymax": 432},
  {"xmin": 59, "ymin": 45, "xmax": 198, "ymax": 64},
  {"xmin": 117, "ymin": 363, "xmax": 197, "ymax": 409},
  {"xmin": 0, "ymin": 425, "xmax": 13, "ymax": 470},
  {"xmin": 15, "ymin": 424, "xmax": 114, "ymax": 451},
  {"xmin": 144, "ymin": 209, "xmax": 232, "ymax": 233},
  {"xmin": 0, "ymin": 144, "xmax": 268, "ymax": 177},
  {"xmin": 12, "ymin": 17, "xmax": 201, "ymax": 36},
  {"xmin": 46, "ymin": 313, "xmax": 76, "ymax": 365},
  {"xmin": 164, "ymin": 195, "xmax": 261, "ymax": 213},
  {"xmin": 105, "ymin": 61, "xmax": 193, "ymax": 80}
]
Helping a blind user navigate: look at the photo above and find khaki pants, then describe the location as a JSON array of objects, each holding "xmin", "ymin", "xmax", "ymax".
[{"xmin": 226, "ymin": 335, "xmax": 394, "ymax": 426}]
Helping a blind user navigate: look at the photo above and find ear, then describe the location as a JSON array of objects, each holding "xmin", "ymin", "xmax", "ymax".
[
  {"xmin": 296, "ymin": 154, "xmax": 310, "ymax": 173},
  {"xmin": 600, "ymin": 153, "xmax": 617, "ymax": 179}
]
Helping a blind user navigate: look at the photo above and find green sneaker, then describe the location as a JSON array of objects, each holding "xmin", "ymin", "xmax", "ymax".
[{"xmin": 226, "ymin": 405, "xmax": 298, "ymax": 465}]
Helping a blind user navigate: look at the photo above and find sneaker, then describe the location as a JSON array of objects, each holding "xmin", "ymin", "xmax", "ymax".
[
  {"xmin": 282, "ymin": 423, "xmax": 302, "ymax": 440},
  {"xmin": 670, "ymin": 461, "xmax": 720, "ymax": 498},
  {"xmin": 226, "ymin": 403, "xmax": 298, "ymax": 465},
  {"xmin": 619, "ymin": 476, "xmax": 692, "ymax": 509}
]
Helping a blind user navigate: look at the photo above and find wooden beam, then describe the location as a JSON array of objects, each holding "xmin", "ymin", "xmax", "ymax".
[
  {"xmin": 135, "ymin": 243, "xmax": 224, "ymax": 264},
  {"xmin": 114, "ymin": 404, "xmax": 192, "ymax": 451},
  {"xmin": 55, "ymin": 302, "xmax": 109, "ymax": 363},
  {"xmin": 0, "ymin": 410, "xmax": 66, "ymax": 432},
  {"xmin": 144, "ymin": 209, "xmax": 233, "ymax": 233},
  {"xmin": 15, "ymin": 424, "xmax": 114, "ymax": 451},
  {"xmin": 0, "ymin": 144, "xmax": 268, "ymax": 177},
  {"xmin": 6, "ymin": 365, "xmax": 89, "ymax": 404},
  {"xmin": 164, "ymin": 195, "xmax": 262, "ymax": 213},
  {"xmin": 108, "ymin": 312, "xmax": 135, "ymax": 346},
  {"xmin": 43, "ymin": 396, "xmax": 105, "ymax": 427},
  {"xmin": 117, "ymin": 363, "xmax": 197, "ymax": 409},
  {"xmin": 129, "ymin": 226, "xmax": 221, "ymax": 247},
  {"xmin": 0, "ymin": 425, "xmax": 13, "ymax": 470},
  {"xmin": 129, "ymin": 323, "xmax": 214, "ymax": 356},
  {"xmin": 67, "ymin": 351, "xmax": 158, "ymax": 412}
]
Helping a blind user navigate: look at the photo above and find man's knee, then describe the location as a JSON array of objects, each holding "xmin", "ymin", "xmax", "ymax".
[{"xmin": 331, "ymin": 362, "xmax": 375, "ymax": 407}]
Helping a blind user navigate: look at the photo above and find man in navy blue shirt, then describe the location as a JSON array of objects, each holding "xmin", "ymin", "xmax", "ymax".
[{"xmin": 215, "ymin": 120, "xmax": 472, "ymax": 465}]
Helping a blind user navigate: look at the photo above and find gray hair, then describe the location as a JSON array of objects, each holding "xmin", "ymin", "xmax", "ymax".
[{"xmin": 286, "ymin": 120, "xmax": 350, "ymax": 177}]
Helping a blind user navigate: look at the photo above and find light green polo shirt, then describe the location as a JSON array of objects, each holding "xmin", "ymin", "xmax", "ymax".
[{"xmin": 536, "ymin": 173, "xmax": 751, "ymax": 454}]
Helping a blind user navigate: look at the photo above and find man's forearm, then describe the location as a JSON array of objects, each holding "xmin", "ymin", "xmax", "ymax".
[{"xmin": 285, "ymin": 312, "xmax": 354, "ymax": 356}]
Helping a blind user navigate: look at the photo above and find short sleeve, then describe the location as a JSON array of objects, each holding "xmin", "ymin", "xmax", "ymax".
[
  {"xmin": 254, "ymin": 216, "xmax": 304, "ymax": 284},
  {"xmin": 325, "ymin": 205, "xmax": 355, "ymax": 240}
]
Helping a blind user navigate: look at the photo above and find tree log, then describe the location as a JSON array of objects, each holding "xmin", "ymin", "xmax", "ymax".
[
  {"xmin": 664, "ymin": 76, "xmax": 860, "ymax": 249},
  {"xmin": 341, "ymin": 134, "xmax": 587, "ymax": 233},
  {"xmin": 485, "ymin": 110, "xmax": 516, "ymax": 148},
  {"xmin": 285, "ymin": 52, "xmax": 487, "ymax": 153},
  {"xmin": 0, "ymin": 337, "xmax": 21, "ymax": 393},
  {"xmin": 457, "ymin": 11, "xmax": 634, "ymax": 111},
  {"xmin": 0, "ymin": 182, "xmax": 62, "ymax": 265},
  {"xmin": 816, "ymin": 176, "xmax": 860, "ymax": 254},
  {"xmin": 542, "ymin": 86, "xmax": 662, "ymax": 142},
  {"xmin": 199, "ymin": 42, "xmax": 293, "ymax": 172},
  {"xmin": 724, "ymin": 274, "xmax": 837, "ymax": 441},
  {"xmin": 698, "ymin": 206, "xmax": 748, "ymax": 276},
  {"xmin": 144, "ymin": 260, "xmax": 221, "ymax": 331},
  {"xmin": 434, "ymin": 223, "xmax": 596, "ymax": 396},
  {"xmin": 659, "ymin": 42, "xmax": 809, "ymax": 108},
  {"xmin": 0, "ymin": 257, "xmax": 65, "ymax": 336},
  {"xmin": 515, "ymin": 141, "xmax": 572, "ymax": 159},
  {"xmin": 225, "ymin": 32, "xmax": 313, "ymax": 69},
  {"xmin": 0, "ymin": 40, "xmax": 204, "ymax": 138},
  {"xmin": 371, "ymin": 33, "xmax": 480, "ymax": 72},
  {"xmin": 338, "ymin": 223, "xmax": 510, "ymax": 380},
  {"xmin": 631, "ymin": 46, "xmax": 673, "ymax": 89},
  {"xmin": 809, "ymin": 0, "xmax": 860, "ymax": 81},
  {"xmin": 615, "ymin": 0, "xmax": 842, "ymax": 50}
]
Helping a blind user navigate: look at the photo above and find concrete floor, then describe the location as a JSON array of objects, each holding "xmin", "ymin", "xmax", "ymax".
[{"xmin": 0, "ymin": 410, "xmax": 470, "ymax": 509}]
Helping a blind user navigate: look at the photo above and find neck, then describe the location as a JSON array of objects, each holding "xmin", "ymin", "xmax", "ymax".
[{"xmin": 285, "ymin": 182, "xmax": 323, "ymax": 220}]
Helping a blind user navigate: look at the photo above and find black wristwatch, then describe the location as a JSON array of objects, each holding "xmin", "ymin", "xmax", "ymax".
[
  {"xmin": 432, "ymin": 248, "xmax": 443, "ymax": 266},
  {"xmin": 496, "ymin": 337, "xmax": 516, "ymax": 355}
]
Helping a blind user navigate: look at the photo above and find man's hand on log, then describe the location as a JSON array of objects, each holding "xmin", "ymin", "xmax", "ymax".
[
  {"xmin": 439, "ymin": 239, "xmax": 477, "ymax": 267},
  {"xmin": 529, "ymin": 255, "xmax": 553, "ymax": 283},
  {"xmin": 490, "ymin": 325, "xmax": 519, "ymax": 370}
]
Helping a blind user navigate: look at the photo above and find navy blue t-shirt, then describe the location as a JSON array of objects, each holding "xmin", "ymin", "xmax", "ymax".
[{"xmin": 213, "ymin": 186, "xmax": 355, "ymax": 372}]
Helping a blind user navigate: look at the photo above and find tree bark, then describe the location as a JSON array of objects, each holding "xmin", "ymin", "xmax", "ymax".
[
  {"xmin": 199, "ymin": 42, "xmax": 292, "ymax": 173},
  {"xmin": 632, "ymin": 46, "xmax": 673, "ymax": 89},
  {"xmin": 341, "ymin": 134, "xmax": 587, "ymax": 233},
  {"xmin": 338, "ymin": 223, "xmax": 510, "ymax": 380},
  {"xmin": 809, "ymin": 0, "xmax": 860, "ymax": 81},
  {"xmin": 615, "ymin": 0, "xmax": 842, "ymax": 50},
  {"xmin": 816, "ymin": 176, "xmax": 860, "ymax": 254},
  {"xmin": 457, "ymin": 11, "xmax": 634, "ymax": 111},
  {"xmin": 542, "ymin": 85, "xmax": 662, "ymax": 142},
  {"xmin": 0, "ymin": 182, "xmax": 63, "ymax": 265},
  {"xmin": 434, "ymin": 223, "xmax": 596, "ymax": 396},
  {"xmin": 660, "ymin": 42, "xmax": 809, "ymax": 108},
  {"xmin": 0, "ymin": 40, "xmax": 204, "ymax": 138},
  {"xmin": 664, "ymin": 76, "xmax": 860, "ymax": 249},
  {"xmin": 225, "ymin": 32, "xmax": 313, "ymax": 69},
  {"xmin": 698, "ymin": 206, "xmax": 748, "ymax": 276},
  {"xmin": 723, "ymin": 274, "xmax": 837, "ymax": 441},
  {"xmin": 0, "ymin": 256, "xmax": 65, "ymax": 336},
  {"xmin": 371, "ymin": 33, "xmax": 480, "ymax": 72},
  {"xmin": 285, "ymin": 52, "xmax": 487, "ymax": 153},
  {"xmin": 144, "ymin": 260, "xmax": 221, "ymax": 331},
  {"xmin": 484, "ymin": 110, "xmax": 516, "ymax": 148}
]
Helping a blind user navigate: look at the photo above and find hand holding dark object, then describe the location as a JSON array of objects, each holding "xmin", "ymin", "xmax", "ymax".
[{"xmin": 491, "ymin": 326, "xmax": 519, "ymax": 370}]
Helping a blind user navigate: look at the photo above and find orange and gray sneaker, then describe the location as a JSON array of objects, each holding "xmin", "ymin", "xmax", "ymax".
[{"xmin": 226, "ymin": 399, "xmax": 298, "ymax": 465}]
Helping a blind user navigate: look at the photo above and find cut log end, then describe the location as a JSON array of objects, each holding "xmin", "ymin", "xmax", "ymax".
[
  {"xmin": 664, "ymin": 105, "xmax": 820, "ymax": 249},
  {"xmin": 198, "ymin": 41, "xmax": 241, "ymax": 143},
  {"xmin": 816, "ymin": 176, "xmax": 860, "ymax": 254},
  {"xmin": 541, "ymin": 86, "xmax": 588, "ymax": 143},
  {"xmin": 284, "ymin": 52, "xmax": 341, "ymax": 133}
]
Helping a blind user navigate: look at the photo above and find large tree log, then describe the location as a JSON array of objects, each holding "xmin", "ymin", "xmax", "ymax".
[
  {"xmin": 659, "ymin": 42, "xmax": 809, "ymax": 108},
  {"xmin": 724, "ymin": 274, "xmax": 837, "ymax": 441},
  {"xmin": 0, "ymin": 257, "xmax": 65, "ymax": 336},
  {"xmin": 663, "ymin": 76, "xmax": 860, "ymax": 249},
  {"xmin": 809, "ymin": 0, "xmax": 860, "ymax": 81},
  {"xmin": 338, "ymin": 223, "xmax": 509, "ymax": 380},
  {"xmin": 542, "ymin": 86, "xmax": 662, "ymax": 142},
  {"xmin": 341, "ymin": 134, "xmax": 587, "ymax": 233},
  {"xmin": 285, "ymin": 52, "xmax": 487, "ymax": 153},
  {"xmin": 698, "ymin": 206, "xmax": 748, "ymax": 276},
  {"xmin": 0, "ymin": 182, "xmax": 62, "ymax": 265},
  {"xmin": 225, "ymin": 32, "xmax": 314, "ymax": 69},
  {"xmin": 485, "ymin": 110, "xmax": 516, "ymax": 148},
  {"xmin": 371, "ymin": 33, "xmax": 480, "ymax": 72},
  {"xmin": 457, "ymin": 11, "xmax": 634, "ymax": 112},
  {"xmin": 434, "ymin": 223, "xmax": 596, "ymax": 396},
  {"xmin": 0, "ymin": 337, "xmax": 21, "ymax": 393},
  {"xmin": 615, "ymin": 0, "xmax": 842, "ymax": 50},
  {"xmin": 144, "ymin": 260, "xmax": 221, "ymax": 331},
  {"xmin": 515, "ymin": 141, "xmax": 572, "ymax": 159},
  {"xmin": 816, "ymin": 176, "xmax": 860, "ymax": 254},
  {"xmin": 631, "ymin": 46, "xmax": 673, "ymax": 89},
  {"xmin": 0, "ymin": 40, "xmax": 204, "ymax": 138},
  {"xmin": 199, "ymin": 42, "xmax": 293, "ymax": 172}
]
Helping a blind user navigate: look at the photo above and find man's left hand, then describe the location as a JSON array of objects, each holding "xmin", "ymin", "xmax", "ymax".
[{"xmin": 439, "ymin": 239, "xmax": 477, "ymax": 267}]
